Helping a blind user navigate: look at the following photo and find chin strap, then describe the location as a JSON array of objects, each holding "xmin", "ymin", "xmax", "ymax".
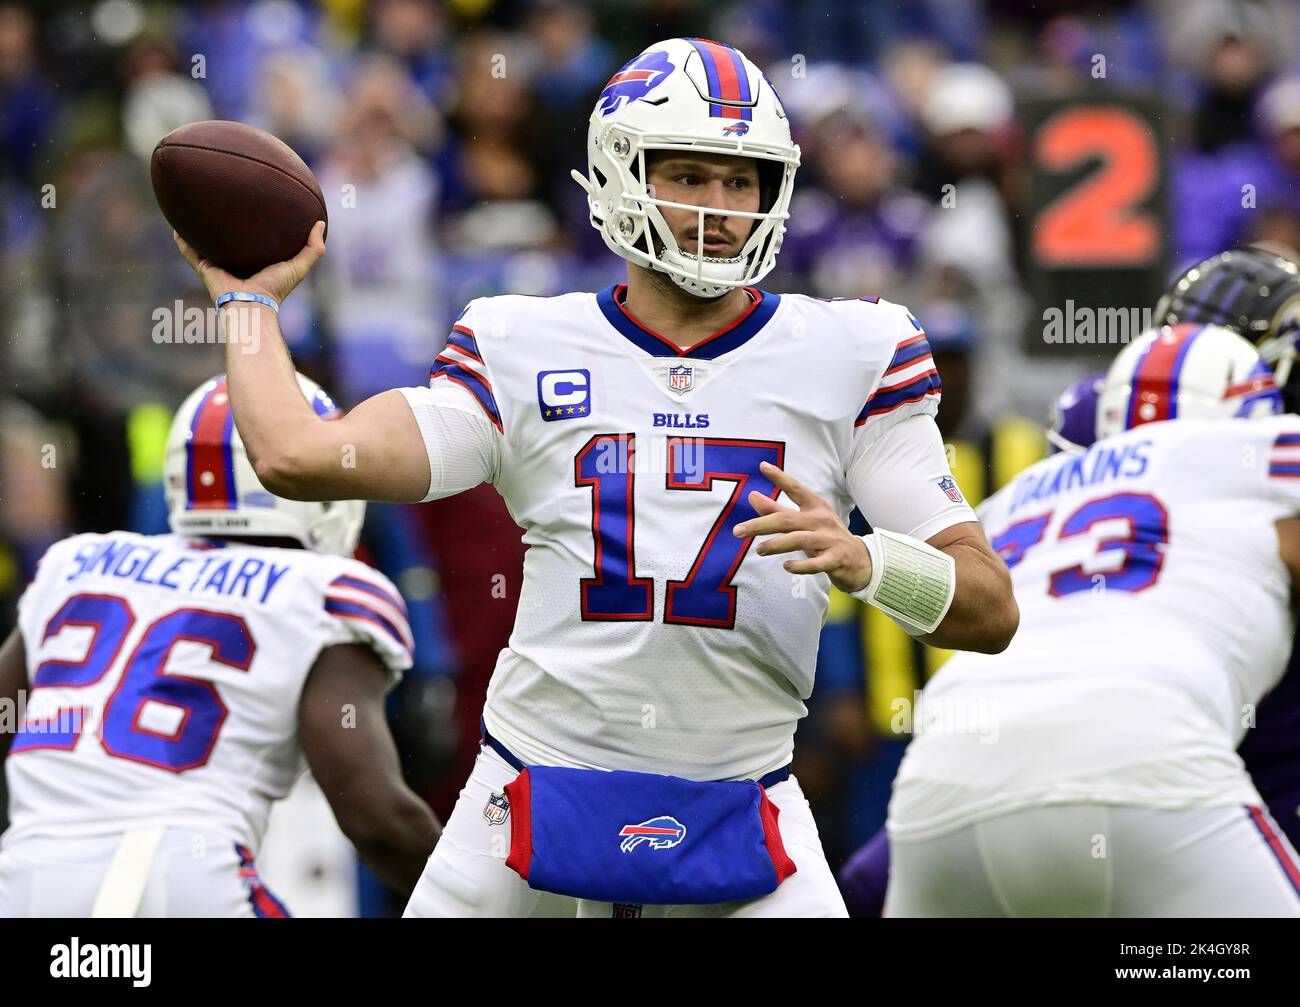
[{"xmin": 659, "ymin": 248, "xmax": 748, "ymax": 299}]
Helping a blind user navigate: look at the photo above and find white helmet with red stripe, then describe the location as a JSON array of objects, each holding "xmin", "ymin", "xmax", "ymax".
[
  {"xmin": 164, "ymin": 373, "xmax": 364, "ymax": 555},
  {"xmin": 571, "ymin": 37, "xmax": 800, "ymax": 299},
  {"xmin": 1096, "ymin": 323, "xmax": 1283, "ymax": 439}
]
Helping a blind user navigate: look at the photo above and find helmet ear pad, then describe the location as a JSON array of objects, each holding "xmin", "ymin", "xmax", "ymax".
[
  {"xmin": 756, "ymin": 159, "xmax": 781, "ymax": 217},
  {"xmin": 752, "ymin": 158, "xmax": 784, "ymax": 253}
]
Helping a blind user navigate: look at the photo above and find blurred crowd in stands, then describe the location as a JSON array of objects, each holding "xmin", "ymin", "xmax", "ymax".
[{"xmin": 5, "ymin": 0, "xmax": 1300, "ymax": 908}]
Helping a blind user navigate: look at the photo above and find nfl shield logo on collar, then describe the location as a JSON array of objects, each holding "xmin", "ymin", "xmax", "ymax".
[
  {"xmin": 667, "ymin": 365, "xmax": 693, "ymax": 394},
  {"xmin": 938, "ymin": 475, "xmax": 964, "ymax": 503},
  {"xmin": 484, "ymin": 791, "xmax": 510, "ymax": 825}
]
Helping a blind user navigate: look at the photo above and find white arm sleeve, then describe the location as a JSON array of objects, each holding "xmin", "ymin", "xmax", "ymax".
[
  {"xmin": 398, "ymin": 383, "xmax": 502, "ymax": 502},
  {"xmin": 846, "ymin": 411, "xmax": 978, "ymax": 541}
]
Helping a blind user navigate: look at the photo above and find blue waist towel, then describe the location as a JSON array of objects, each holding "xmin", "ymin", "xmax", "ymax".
[{"xmin": 504, "ymin": 764, "xmax": 797, "ymax": 905}]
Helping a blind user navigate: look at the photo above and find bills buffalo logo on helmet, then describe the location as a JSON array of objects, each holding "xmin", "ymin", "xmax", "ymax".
[
  {"xmin": 723, "ymin": 121, "xmax": 750, "ymax": 136},
  {"xmin": 619, "ymin": 816, "xmax": 687, "ymax": 852},
  {"xmin": 596, "ymin": 50, "xmax": 675, "ymax": 117}
]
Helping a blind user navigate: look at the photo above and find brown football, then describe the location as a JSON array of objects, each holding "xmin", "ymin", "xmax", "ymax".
[{"xmin": 151, "ymin": 120, "xmax": 327, "ymax": 279}]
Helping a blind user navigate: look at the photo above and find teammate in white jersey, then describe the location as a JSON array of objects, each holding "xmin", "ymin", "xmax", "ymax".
[
  {"xmin": 173, "ymin": 37, "xmax": 1017, "ymax": 917},
  {"xmin": 886, "ymin": 323, "xmax": 1300, "ymax": 917},
  {"xmin": 0, "ymin": 374, "xmax": 439, "ymax": 917}
]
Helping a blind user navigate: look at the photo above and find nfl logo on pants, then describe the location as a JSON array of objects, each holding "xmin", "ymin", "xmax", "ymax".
[{"xmin": 483, "ymin": 792, "xmax": 510, "ymax": 825}]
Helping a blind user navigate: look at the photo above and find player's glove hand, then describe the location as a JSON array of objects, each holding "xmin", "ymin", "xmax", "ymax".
[
  {"xmin": 733, "ymin": 460, "xmax": 873, "ymax": 594},
  {"xmin": 173, "ymin": 219, "xmax": 326, "ymax": 306}
]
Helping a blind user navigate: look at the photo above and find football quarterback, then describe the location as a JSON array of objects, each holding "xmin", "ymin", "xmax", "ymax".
[{"xmin": 174, "ymin": 37, "xmax": 1017, "ymax": 918}]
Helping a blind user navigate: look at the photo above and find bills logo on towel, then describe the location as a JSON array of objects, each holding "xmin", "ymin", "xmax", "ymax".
[
  {"xmin": 503, "ymin": 764, "xmax": 797, "ymax": 904},
  {"xmin": 619, "ymin": 816, "xmax": 686, "ymax": 852}
]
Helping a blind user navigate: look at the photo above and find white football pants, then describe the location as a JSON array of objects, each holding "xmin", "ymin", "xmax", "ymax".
[
  {"xmin": 885, "ymin": 803, "xmax": 1300, "ymax": 917},
  {"xmin": 0, "ymin": 826, "xmax": 289, "ymax": 917}
]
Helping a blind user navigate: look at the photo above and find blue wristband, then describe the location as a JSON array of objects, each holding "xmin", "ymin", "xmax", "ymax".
[{"xmin": 215, "ymin": 291, "xmax": 279, "ymax": 313}]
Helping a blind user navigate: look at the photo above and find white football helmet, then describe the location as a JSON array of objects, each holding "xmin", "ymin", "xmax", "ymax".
[
  {"xmin": 571, "ymin": 37, "xmax": 801, "ymax": 299},
  {"xmin": 1096, "ymin": 323, "xmax": 1282, "ymax": 439},
  {"xmin": 165, "ymin": 373, "xmax": 364, "ymax": 555}
]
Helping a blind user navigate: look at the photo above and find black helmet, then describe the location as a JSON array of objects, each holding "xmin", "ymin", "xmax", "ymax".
[{"xmin": 1155, "ymin": 246, "xmax": 1300, "ymax": 409}]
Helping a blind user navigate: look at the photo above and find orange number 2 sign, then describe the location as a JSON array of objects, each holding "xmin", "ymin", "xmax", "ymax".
[{"xmin": 1033, "ymin": 106, "xmax": 1160, "ymax": 268}]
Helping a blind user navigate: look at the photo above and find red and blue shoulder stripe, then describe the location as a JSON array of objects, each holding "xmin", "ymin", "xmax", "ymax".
[
  {"xmin": 325, "ymin": 577, "xmax": 414, "ymax": 658},
  {"xmin": 431, "ymin": 321, "xmax": 503, "ymax": 433},
  {"xmin": 329, "ymin": 574, "xmax": 408, "ymax": 616},
  {"xmin": 856, "ymin": 330, "xmax": 941, "ymax": 426},
  {"xmin": 1269, "ymin": 430, "xmax": 1300, "ymax": 479}
]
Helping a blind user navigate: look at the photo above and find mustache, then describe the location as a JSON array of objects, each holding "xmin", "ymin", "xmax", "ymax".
[{"xmin": 684, "ymin": 227, "xmax": 738, "ymax": 243}]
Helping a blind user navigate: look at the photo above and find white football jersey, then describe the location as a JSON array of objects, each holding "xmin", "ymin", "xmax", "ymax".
[
  {"xmin": 401, "ymin": 284, "xmax": 975, "ymax": 780},
  {"xmin": 5, "ymin": 532, "xmax": 412, "ymax": 850},
  {"xmin": 889, "ymin": 416, "xmax": 1300, "ymax": 840}
]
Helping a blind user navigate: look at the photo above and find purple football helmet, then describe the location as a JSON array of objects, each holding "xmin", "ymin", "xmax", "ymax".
[{"xmin": 1047, "ymin": 372, "xmax": 1105, "ymax": 454}]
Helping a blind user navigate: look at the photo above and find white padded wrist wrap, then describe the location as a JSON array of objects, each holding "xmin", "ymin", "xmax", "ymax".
[{"xmin": 851, "ymin": 529, "xmax": 956, "ymax": 635}]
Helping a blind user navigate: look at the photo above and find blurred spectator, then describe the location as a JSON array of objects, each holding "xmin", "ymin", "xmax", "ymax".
[
  {"xmin": 1160, "ymin": 0, "xmax": 1292, "ymax": 119},
  {"xmin": 878, "ymin": 37, "xmax": 948, "ymax": 160},
  {"xmin": 0, "ymin": 5, "xmax": 58, "ymax": 188},
  {"xmin": 248, "ymin": 45, "xmax": 341, "ymax": 168},
  {"xmin": 369, "ymin": 0, "xmax": 457, "ymax": 107},
  {"xmin": 1192, "ymin": 31, "xmax": 1274, "ymax": 153},
  {"xmin": 50, "ymin": 120, "xmax": 221, "ymax": 531},
  {"xmin": 120, "ymin": 35, "xmax": 214, "ymax": 162},
  {"xmin": 526, "ymin": 0, "xmax": 613, "ymax": 114},
  {"xmin": 176, "ymin": 0, "xmax": 323, "ymax": 121},
  {"xmin": 440, "ymin": 31, "xmax": 562, "ymax": 251},
  {"xmin": 779, "ymin": 106, "xmax": 929, "ymax": 297},
  {"xmin": 1243, "ymin": 206, "xmax": 1300, "ymax": 261},
  {"xmin": 1173, "ymin": 71, "xmax": 1300, "ymax": 268},
  {"xmin": 315, "ymin": 54, "xmax": 443, "ymax": 402},
  {"xmin": 908, "ymin": 63, "xmax": 1037, "ymax": 418},
  {"xmin": 0, "ymin": 398, "xmax": 74, "ymax": 612},
  {"xmin": 912, "ymin": 60, "xmax": 1016, "ymax": 225}
]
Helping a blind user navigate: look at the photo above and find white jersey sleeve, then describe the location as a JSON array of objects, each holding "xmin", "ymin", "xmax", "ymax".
[
  {"xmin": 399, "ymin": 299, "xmax": 505, "ymax": 502},
  {"xmin": 1152, "ymin": 413, "xmax": 1300, "ymax": 516},
  {"xmin": 846, "ymin": 411, "xmax": 978, "ymax": 541},
  {"xmin": 852, "ymin": 300, "xmax": 941, "ymax": 439},
  {"xmin": 1255, "ymin": 415, "xmax": 1300, "ymax": 512},
  {"xmin": 314, "ymin": 558, "xmax": 414, "ymax": 682},
  {"xmin": 842, "ymin": 300, "xmax": 975, "ymax": 540}
]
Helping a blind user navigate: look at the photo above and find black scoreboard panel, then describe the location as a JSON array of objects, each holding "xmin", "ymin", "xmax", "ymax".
[{"xmin": 1021, "ymin": 93, "xmax": 1169, "ymax": 356}]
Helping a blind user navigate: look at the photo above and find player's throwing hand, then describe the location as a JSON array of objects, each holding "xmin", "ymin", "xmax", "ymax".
[
  {"xmin": 174, "ymin": 219, "xmax": 327, "ymax": 306},
  {"xmin": 734, "ymin": 460, "xmax": 873, "ymax": 594}
]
